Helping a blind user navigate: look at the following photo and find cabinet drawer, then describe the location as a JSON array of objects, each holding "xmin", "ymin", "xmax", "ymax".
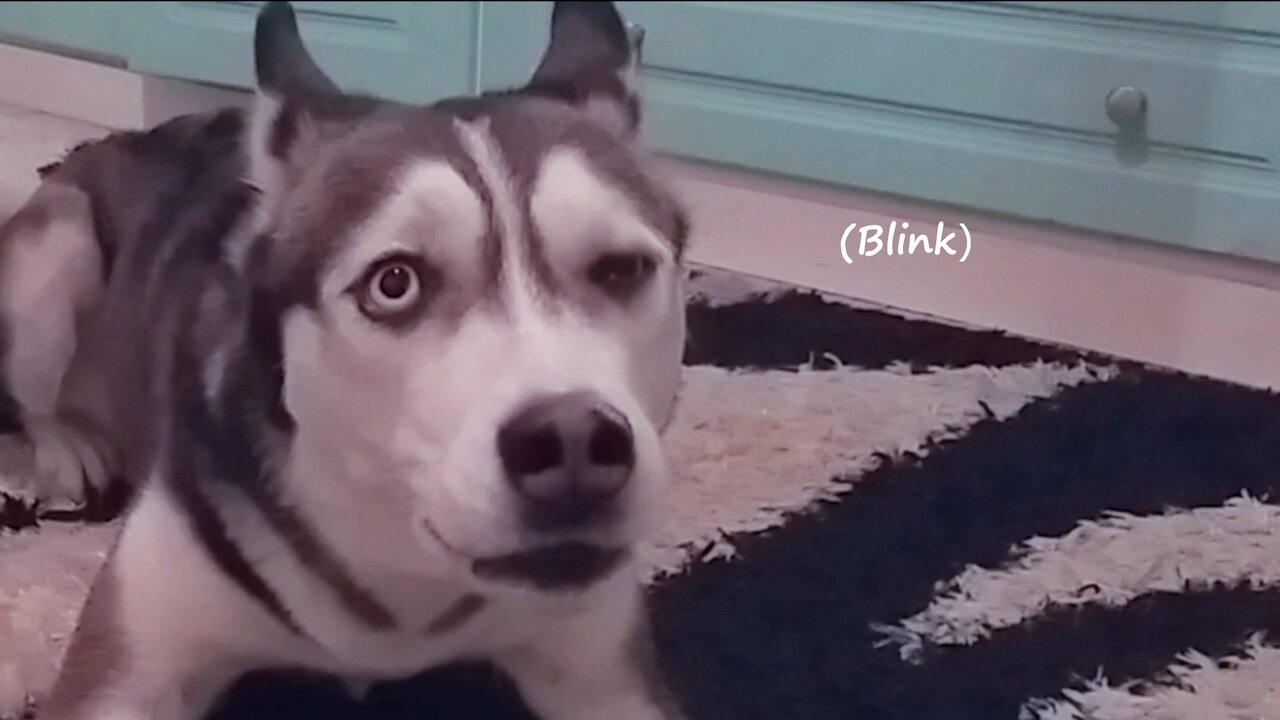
[
  {"xmin": 990, "ymin": 2, "xmax": 1280, "ymax": 35},
  {"xmin": 617, "ymin": 1, "xmax": 1277, "ymax": 163},
  {"xmin": 106, "ymin": 2, "xmax": 474, "ymax": 105},
  {"xmin": 123, "ymin": 2, "xmax": 478, "ymax": 103}
]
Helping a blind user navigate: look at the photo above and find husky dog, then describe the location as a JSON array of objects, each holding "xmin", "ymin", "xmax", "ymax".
[{"xmin": 1, "ymin": 2, "xmax": 690, "ymax": 718}]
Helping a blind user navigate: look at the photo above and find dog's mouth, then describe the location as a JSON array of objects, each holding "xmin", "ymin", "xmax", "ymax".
[
  {"xmin": 472, "ymin": 542, "xmax": 628, "ymax": 590},
  {"xmin": 422, "ymin": 518, "xmax": 628, "ymax": 590}
]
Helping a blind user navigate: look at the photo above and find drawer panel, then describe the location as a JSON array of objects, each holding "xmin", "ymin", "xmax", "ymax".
[
  {"xmin": 614, "ymin": 1, "xmax": 1278, "ymax": 163},
  {"xmin": 988, "ymin": 2, "xmax": 1280, "ymax": 35}
]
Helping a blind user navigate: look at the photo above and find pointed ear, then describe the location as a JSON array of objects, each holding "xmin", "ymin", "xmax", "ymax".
[
  {"xmin": 254, "ymin": 1, "xmax": 340, "ymax": 100},
  {"xmin": 525, "ymin": 2, "xmax": 644, "ymax": 140},
  {"xmin": 246, "ymin": 2, "xmax": 370, "ymax": 201}
]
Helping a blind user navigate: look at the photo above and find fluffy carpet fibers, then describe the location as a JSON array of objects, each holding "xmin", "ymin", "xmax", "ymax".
[{"xmin": 4, "ymin": 268, "xmax": 1280, "ymax": 720}]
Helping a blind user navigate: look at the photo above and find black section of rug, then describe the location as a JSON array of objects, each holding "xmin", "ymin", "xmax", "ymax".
[{"xmin": 683, "ymin": 290, "xmax": 1098, "ymax": 371}]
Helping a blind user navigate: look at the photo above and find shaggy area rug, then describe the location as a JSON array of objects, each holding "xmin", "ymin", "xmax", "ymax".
[{"xmin": 3, "ymin": 267, "xmax": 1279, "ymax": 720}]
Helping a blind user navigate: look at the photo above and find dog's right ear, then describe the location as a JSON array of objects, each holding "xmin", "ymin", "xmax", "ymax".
[
  {"xmin": 247, "ymin": 1, "xmax": 359, "ymax": 202},
  {"xmin": 524, "ymin": 1, "xmax": 644, "ymax": 140}
]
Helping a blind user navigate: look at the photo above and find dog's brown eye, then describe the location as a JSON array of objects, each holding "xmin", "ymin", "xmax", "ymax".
[
  {"xmin": 376, "ymin": 265, "xmax": 414, "ymax": 300},
  {"xmin": 587, "ymin": 253, "xmax": 656, "ymax": 298},
  {"xmin": 358, "ymin": 255, "xmax": 430, "ymax": 323}
]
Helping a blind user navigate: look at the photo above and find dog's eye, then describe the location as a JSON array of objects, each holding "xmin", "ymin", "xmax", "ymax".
[
  {"xmin": 587, "ymin": 253, "xmax": 656, "ymax": 298},
  {"xmin": 357, "ymin": 255, "xmax": 431, "ymax": 323},
  {"xmin": 374, "ymin": 264, "xmax": 416, "ymax": 304}
]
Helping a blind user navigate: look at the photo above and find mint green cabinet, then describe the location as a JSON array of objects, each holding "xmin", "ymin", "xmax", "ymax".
[
  {"xmin": 1, "ymin": 2, "xmax": 1278, "ymax": 264},
  {"xmin": 0, "ymin": 2, "xmax": 480, "ymax": 102},
  {"xmin": 481, "ymin": 1, "xmax": 1280, "ymax": 264},
  {"xmin": 123, "ymin": 2, "xmax": 478, "ymax": 103},
  {"xmin": 0, "ymin": 2, "xmax": 124, "ymax": 58}
]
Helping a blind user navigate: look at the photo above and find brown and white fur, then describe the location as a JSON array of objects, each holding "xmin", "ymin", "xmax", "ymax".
[{"xmin": 0, "ymin": 2, "xmax": 690, "ymax": 718}]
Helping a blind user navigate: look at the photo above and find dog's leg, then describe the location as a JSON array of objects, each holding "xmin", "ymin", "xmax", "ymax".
[
  {"xmin": 498, "ymin": 588, "xmax": 687, "ymax": 720},
  {"xmin": 38, "ymin": 562, "xmax": 239, "ymax": 720},
  {"xmin": 40, "ymin": 492, "xmax": 283, "ymax": 720},
  {"xmin": 0, "ymin": 181, "xmax": 116, "ymax": 510}
]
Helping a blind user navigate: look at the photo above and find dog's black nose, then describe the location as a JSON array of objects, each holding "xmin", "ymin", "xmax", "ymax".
[{"xmin": 497, "ymin": 392, "xmax": 635, "ymax": 528}]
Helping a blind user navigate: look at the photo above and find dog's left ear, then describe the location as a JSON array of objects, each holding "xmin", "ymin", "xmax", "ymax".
[
  {"xmin": 525, "ymin": 1, "xmax": 644, "ymax": 140},
  {"xmin": 254, "ymin": 1, "xmax": 340, "ymax": 101}
]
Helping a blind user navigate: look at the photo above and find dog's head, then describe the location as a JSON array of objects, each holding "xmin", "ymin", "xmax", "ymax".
[{"xmin": 241, "ymin": 2, "xmax": 687, "ymax": 594}]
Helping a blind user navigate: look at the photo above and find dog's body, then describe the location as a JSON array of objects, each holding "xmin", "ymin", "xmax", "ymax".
[{"xmin": 0, "ymin": 3, "xmax": 689, "ymax": 718}]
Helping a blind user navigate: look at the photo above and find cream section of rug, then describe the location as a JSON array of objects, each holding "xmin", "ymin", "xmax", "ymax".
[
  {"xmin": 0, "ymin": 360, "xmax": 1114, "ymax": 717},
  {"xmin": 878, "ymin": 493, "xmax": 1280, "ymax": 664},
  {"xmin": 644, "ymin": 361, "xmax": 1115, "ymax": 579},
  {"xmin": 0, "ymin": 522, "xmax": 117, "ymax": 717},
  {"xmin": 1021, "ymin": 635, "xmax": 1280, "ymax": 720}
]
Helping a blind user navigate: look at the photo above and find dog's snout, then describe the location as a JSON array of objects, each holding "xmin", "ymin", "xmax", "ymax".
[{"xmin": 497, "ymin": 392, "xmax": 635, "ymax": 528}]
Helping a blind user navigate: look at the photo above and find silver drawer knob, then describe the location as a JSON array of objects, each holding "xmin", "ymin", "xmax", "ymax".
[{"xmin": 1106, "ymin": 86, "xmax": 1147, "ymax": 126}]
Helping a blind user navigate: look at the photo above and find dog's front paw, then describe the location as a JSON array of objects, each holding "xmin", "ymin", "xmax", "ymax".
[
  {"xmin": 0, "ymin": 433, "xmax": 43, "ymax": 507},
  {"xmin": 0, "ymin": 419, "xmax": 115, "ymax": 514}
]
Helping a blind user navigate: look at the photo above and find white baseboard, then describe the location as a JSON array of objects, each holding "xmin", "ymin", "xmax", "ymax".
[
  {"xmin": 4, "ymin": 41, "xmax": 1280, "ymax": 391},
  {"xmin": 0, "ymin": 42, "xmax": 246, "ymax": 130}
]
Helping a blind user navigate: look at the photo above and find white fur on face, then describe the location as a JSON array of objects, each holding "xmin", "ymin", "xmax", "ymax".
[
  {"xmin": 527, "ymin": 146, "xmax": 685, "ymax": 428},
  {"xmin": 323, "ymin": 161, "xmax": 488, "ymax": 302},
  {"xmin": 278, "ymin": 160, "xmax": 491, "ymax": 577},
  {"xmin": 429, "ymin": 142, "xmax": 683, "ymax": 559},
  {"xmin": 281, "ymin": 161, "xmax": 483, "ymax": 464}
]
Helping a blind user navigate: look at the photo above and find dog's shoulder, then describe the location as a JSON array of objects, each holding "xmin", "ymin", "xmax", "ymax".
[
  {"xmin": 33, "ymin": 107, "xmax": 254, "ymax": 280},
  {"xmin": 40, "ymin": 107, "xmax": 249, "ymax": 188}
]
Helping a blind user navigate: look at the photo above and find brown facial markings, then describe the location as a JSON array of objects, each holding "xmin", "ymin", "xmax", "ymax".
[
  {"xmin": 267, "ymin": 135, "xmax": 408, "ymax": 299},
  {"xmin": 430, "ymin": 121, "xmax": 505, "ymax": 302},
  {"xmin": 426, "ymin": 593, "xmax": 488, "ymax": 636},
  {"xmin": 263, "ymin": 97, "xmax": 684, "ymax": 325},
  {"xmin": 520, "ymin": 206, "xmax": 565, "ymax": 302},
  {"xmin": 481, "ymin": 102, "xmax": 689, "ymax": 299},
  {"xmin": 264, "ymin": 112, "xmax": 511, "ymax": 315},
  {"xmin": 236, "ymin": 479, "xmax": 399, "ymax": 631}
]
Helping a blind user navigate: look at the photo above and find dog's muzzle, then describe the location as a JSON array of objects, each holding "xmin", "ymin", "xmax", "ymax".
[
  {"xmin": 420, "ymin": 391, "xmax": 642, "ymax": 591},
  {"xmin": 497, "ymin": 390, "xmax": 635, "ymax": 532}
]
